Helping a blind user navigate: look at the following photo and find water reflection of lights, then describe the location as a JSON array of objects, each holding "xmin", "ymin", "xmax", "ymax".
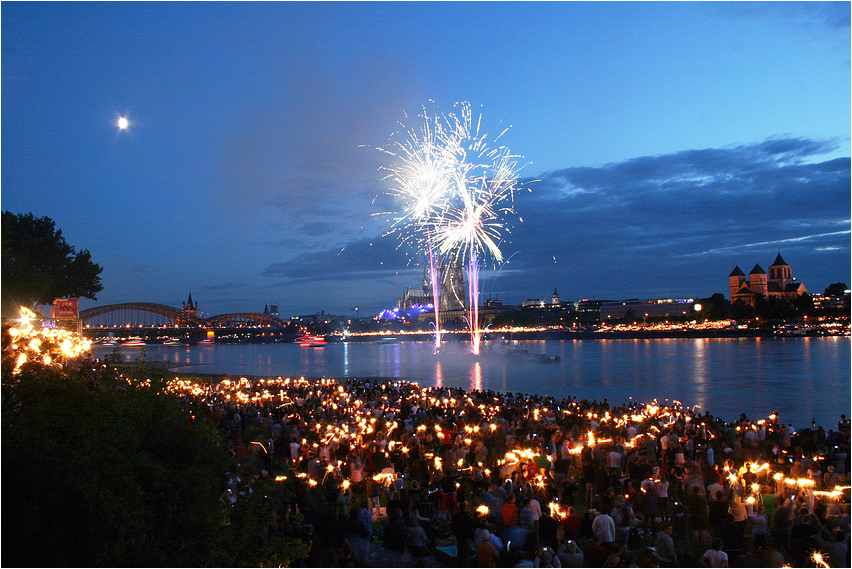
[
  {"xmin": 435, "ymin": 360, "xmax": 444, "ymax": 388},
  {"xmin": 342, "ymin": 342, "xmax": 350, "ymax": 377},
  {"xmin": 470, "ymin": 361, "xmax": 483, "ymax": 392}
]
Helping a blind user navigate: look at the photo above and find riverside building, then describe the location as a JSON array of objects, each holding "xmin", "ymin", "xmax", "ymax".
[{"xmin": 729, "ymin": 253, "xmax": 807, "ymax": 305}]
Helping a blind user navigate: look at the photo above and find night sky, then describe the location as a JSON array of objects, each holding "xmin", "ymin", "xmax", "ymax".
[{"xmin": 3, "ymin": 2, "xmax": 849, "ymax": 318}]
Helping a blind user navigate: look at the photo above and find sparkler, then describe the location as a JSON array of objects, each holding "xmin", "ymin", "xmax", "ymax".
[
  {"xmin": 379, "ymin": 102, "xmax": 525, "ymax": 354},
  {"xmin": 812, "ymin": 552, "xmax": 830, "ymax": 568},
  {"xmin": 548, "ymin": 501, "xmax": 568, "ymax": 520}
]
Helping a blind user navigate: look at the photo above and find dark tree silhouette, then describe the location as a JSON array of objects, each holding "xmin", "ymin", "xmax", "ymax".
[
  {"xmin": 825, "ymin": 282, "xmax": 849, "ymax": 297},
  {"xmin": 1, "ymin": 211, "xmax": 103, "ymax": 313},
  {"xmin": 2, "ymin": 357, "xmax": 230, "ymax": 566}
]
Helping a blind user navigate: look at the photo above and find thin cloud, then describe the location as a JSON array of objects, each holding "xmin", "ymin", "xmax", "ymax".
[
  {"xmin": 685, "ymin": 229, "xmax": 852, "ymax": 257},
  {"xmin": 262, "ymin": 135, "xmax": 849, "ymax": 304}
]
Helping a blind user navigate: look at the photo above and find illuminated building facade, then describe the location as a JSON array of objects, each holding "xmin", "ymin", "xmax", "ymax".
[
  {"xmin": 729, "ymin": 253, "xmax": 807, "ymax": 305},
  {"xmin": 398, "ymin": 257, "xmax": 466, "ymax": 312}
]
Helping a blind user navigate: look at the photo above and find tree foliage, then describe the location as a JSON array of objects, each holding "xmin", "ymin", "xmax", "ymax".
[
  {"xmin": 825, "ymin": 282, "xmax": 849, "ymax": 297},
  {"xmin": 2, "ymin": 355, "xmax": 230, "ymax": 567},
  {"xmin": 1, "ymin": 211, "xmax": 103, "ymax": 311},
  {"xmin": 695, "ymin": 293, "xmax": 730, "ymax": 321}
]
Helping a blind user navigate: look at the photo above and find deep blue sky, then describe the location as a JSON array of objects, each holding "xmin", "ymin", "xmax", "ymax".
[{"xmin": 3, "ymin": 2, "xmax": 850, "ymax": 318}]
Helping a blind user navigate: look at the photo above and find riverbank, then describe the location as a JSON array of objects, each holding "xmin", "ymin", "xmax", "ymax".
[
  {"xmin": 99, "ymin": 336, "xmax": 850, "ymax": 430},
  {"xmin": 341, "ymin": 326, "xmax": 848, "ymax": 343}
]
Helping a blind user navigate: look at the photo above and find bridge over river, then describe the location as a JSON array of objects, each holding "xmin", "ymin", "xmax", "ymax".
[{"xmin": 80, "ymin": 302, "xmax": 294, "ymax": 342}]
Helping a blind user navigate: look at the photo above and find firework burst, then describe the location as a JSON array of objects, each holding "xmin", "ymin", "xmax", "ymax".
[{"xmin": 379, "ymin": 102, "xmax": 525, "ymax": 353}]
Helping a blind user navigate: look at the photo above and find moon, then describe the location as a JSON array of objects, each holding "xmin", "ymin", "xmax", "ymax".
[{"xmin": 117, "ymin": 116, "xmax": 129, "ymax": 130}]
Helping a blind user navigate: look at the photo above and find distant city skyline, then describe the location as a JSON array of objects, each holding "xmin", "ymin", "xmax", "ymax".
[{"xmin": 2, "ymin": 2, "xmax": 849, "ymax": 317}]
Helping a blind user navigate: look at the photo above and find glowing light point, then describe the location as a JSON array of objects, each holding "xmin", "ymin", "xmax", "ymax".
[{"xmin": 117, "ymin": 117, "xmax": 129, "ymax": 130}]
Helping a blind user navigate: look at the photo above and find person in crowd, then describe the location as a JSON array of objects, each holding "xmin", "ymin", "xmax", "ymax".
[
  {"xmin": 451, "ymin": 500, "xmax": 475, "ymax": 564},
  {"xmin": 475, "ymin": 529, "xmax": 499, "ymax": 567},
  {"xmin": 538, "ymin": 508, "xmax": 560, "ymax": 551},
  {"xmin": 502, "ymin": 492, "xmax": 519, "ymax": 528},
  {"xmin": 686, "ymin": 484, "xmax": 710, "ymax": 544},
  {"xmin": 591, "ymin": 507, "xmax": 615, "ymax": 545},
  {"xmin": 610, "ymin": 496, "xmax": 634, "ymax": 546},
  {"xmin": 655, "ymin": 521, "xmax": 678, "ymax": 567},
  {"xmin": 700, "ymin": 537, "xmax": 729, "ymax": 568},
  {"xmin": 560, "ymin": 505, "xmax": 581, "ymax": 542},
  {"xmin": 556, "ymin": 540, "xmax": 583, "ymax": 568},
  {"xmin": 533, "ymin": 546, "xmax": 561, "ymax": 568},
  {"xmin": 406, "ymin": 517, "xmax": 430, "ymax": 558}
]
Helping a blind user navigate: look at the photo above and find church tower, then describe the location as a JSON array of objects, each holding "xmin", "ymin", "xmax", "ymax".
[
  {"xmin": 421, "ymin": 264, "xmax": 433, "ymax": 297},
  {"xmin": 552, "ymin": 288, "xmax": 560, "ymax": 306},
  {"xmin": 440, "ymin": 254, "xmax": 466, "ymax": 311},
  {"xmin": 749, "ymin": 264, "xmax": 768, "ymax": 296},
  {"xmin": 182, "ymin": 292, "xmax": 198, "ymax": 318},
  {"xmin": 768, "ymin": 253, "xmax": 792, "ymax": 291},
  {"xmin": 729, "ymin": 266, "xmax": 746, "ymax": 299}
]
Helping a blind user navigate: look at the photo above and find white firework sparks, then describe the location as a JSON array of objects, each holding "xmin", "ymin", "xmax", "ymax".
[{"xmin": 379, "ymin": 102, "xmax": 525, "ymax": 353}]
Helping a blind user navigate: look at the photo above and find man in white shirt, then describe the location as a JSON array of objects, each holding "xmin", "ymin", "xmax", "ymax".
[
  {"xmin": 591, "ymin": 510, "xmax": 615, "ymax": 544},
  {"xmin": 660, "ymin": 430, "xmax": 671, "ymax": 467},
  {"xmin": 706, "ymin": 481, "xmax": 724, "ymax": 501},
  {"xmin": 700, "ymin": 538, "xmax": 729, "ymax": 568},
  {"xmin": 608, "ymin": 449, "xmax": 623, "ymax": 477}
]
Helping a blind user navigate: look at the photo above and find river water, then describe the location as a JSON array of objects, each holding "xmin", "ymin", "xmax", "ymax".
[{"xmin": 93, "ymin": 336, "xmax": 850, "ymax": 430}]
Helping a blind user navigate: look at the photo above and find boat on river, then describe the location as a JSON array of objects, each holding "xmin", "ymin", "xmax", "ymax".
[{"xmin": 298, "ymin": 335, "xmax": 327, "ymax": 347}]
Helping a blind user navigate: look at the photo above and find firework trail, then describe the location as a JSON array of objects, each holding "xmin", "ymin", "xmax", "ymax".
[
  {"xmin": 379, "ymin": 107, "xmax": 455, "ymax": 348},
  {"xmin": 380, "ymin": 102, "xmax": 525, "ymax": 354}
]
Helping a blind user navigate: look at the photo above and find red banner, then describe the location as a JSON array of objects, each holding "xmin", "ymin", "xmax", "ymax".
[{"xmin": 52, "ymin": 298, "xmax": 79, "ymax": 319}]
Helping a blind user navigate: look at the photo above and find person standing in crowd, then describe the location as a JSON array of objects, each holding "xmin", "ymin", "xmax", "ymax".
[
  {"xmin": 502, "ymin": 492, "xmax": 519, "ymax": 528},
  {"xmin": 451, "ymin": 501, "xmax": 475, "ymax": 564},
  {"xmin": 591, "ymin": 507, "xmax": 615, "ymax": 545},
  {"xmin": 686, "ymin": 484, "xmax": 710, "ymax": 544},
  {"xmin": 561, "ymin": 506, "xmax": 581, "ymax": 542},
  {"xmin": 611, "ymin": 496, "xmax": 634, "ymax": 547},
  {"xmin": 406, "ymin": 517, "xmax": 429, "ymax": 558},
  {"xmin": 655, "ymin": 521, "xmax": 677, "ymax": 567},
  {"xmin": 700, "ymin": 537, "xmax": 729, "ymax": 568},
  {"xmin": 365, "ymin": 473, "xmax": 381, "ymax": 519}
]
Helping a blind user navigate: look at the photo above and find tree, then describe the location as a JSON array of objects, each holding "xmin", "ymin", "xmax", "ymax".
[
  {"xmin": 1, "ymin": 211, "xmax": 103, "ymax": 313},
  {"xmin": 729, "ymin": 299, "xmax": 755, "ymax": 322},
  {"xmin": 824, "ymin": 282, "xmax": 849, "ymax": 297},
  {"xmin": 696, "ymin": 293, "xmax": 729, "ymax": 321}
]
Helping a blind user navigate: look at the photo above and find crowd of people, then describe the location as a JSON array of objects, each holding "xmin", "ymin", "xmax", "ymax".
[{"xmin": 170, "ymin": 375, "xmax": 851, "ymax": 567}]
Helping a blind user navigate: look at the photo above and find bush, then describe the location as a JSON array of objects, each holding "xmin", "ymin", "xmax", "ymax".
[{"xmin": 2, "ymin": 360, "xmax": 229, "ymax": 566}]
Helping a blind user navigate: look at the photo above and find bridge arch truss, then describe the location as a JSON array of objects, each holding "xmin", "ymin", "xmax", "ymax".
[
  {"xmin": 80, "ymin": 303, "xmax": 202, "ymax": 328},
  {"xmin": 204, "ymin": 312, "xmax": 287, "ymax": 328},
  {"xmin": 79, "ymin": 304, "xmax": 288, "ymax": 329}
]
